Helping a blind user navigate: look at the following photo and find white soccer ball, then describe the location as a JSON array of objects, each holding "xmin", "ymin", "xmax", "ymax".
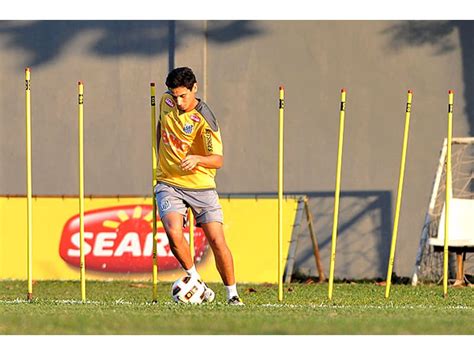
[{"xmin": 171, "ymin": 275, "xmax": 206, "ymax": 304}]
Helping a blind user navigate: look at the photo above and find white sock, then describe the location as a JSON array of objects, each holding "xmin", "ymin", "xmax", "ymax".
[
  {"xmin": 185, "ymin": 265, "xmax": 200, "ymax": 279},
  {"xmin": 225, "ymin": 284, "xmax": 238, "ymax": 299}
]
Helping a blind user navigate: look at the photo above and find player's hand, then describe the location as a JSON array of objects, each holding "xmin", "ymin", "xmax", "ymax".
[{"xmin": 181, "ymin": 155, "xmax": 201, "ymax": 171}]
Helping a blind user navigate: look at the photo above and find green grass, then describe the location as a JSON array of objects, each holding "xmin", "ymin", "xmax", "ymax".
[{"xmin": 1, "ymin": 280, "xmax": 473, "ymax": 335}]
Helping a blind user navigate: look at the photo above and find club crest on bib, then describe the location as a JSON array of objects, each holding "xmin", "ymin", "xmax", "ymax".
[
  {"xmin": 165, "ymin": 97, "xmax": 175, "ymax": 108},
  {"xmin": 183, "ymin": 123, "xmax": 194, "ymax": 134}
]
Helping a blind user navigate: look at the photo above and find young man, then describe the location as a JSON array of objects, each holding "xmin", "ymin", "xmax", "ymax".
[{"xmin": 155, "ymin": 67, "xmax": 243, "ymax": 305}]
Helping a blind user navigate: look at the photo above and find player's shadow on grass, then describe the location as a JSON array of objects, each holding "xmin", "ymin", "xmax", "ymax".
[
  {"xmin": 0, "ymin": 20, "xmax": 263, "ymax": 69},
  {"xmin": 382, "ymin": 20, "xmax": 474, "ymax": 137}
]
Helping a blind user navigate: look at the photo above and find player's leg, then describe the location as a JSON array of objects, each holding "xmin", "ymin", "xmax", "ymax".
[
  {"xmin": 200, "ymin": 221, "xmax": 235, "ymax": 285},
  {"xmin": 162, "ymin": 211, "xmax": 214, "ymax": 302},
  {"xmin": 200, "ymin": 222, "xmax": 242, "ymax": 305},
  {"xmin": 186, "ymin": 188, "xmax": 243, "ymax": 305},
  {"xmin": 161, "ymin": 212, "xmax": 193, "ymax": 270},
  {"xmin": 156, "ymin": 183, "xmax": 215, "ymax": 302},
  {"xmin": 155, "ymin": 183, "xmax": 193, "ymax": 270}
]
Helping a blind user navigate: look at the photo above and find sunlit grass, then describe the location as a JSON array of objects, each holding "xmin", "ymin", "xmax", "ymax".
[{"xmin": 1, "ymin": 280, "xmax": 473, "ymax": 334}]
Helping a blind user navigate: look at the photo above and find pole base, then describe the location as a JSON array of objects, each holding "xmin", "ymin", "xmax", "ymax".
[{"xmin": 27, "ymin": 293, "xmax": 33, "ymax": 301}]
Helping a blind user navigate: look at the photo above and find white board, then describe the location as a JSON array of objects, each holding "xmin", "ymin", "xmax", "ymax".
[{"xmin": 429, "ymin": 198, "xmax": 474, "ymax": 247}]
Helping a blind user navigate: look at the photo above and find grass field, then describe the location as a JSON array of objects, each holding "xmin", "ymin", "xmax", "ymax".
[{"xmin": 1, "ymin": 280, "xmax": 474, "ymax": 335}]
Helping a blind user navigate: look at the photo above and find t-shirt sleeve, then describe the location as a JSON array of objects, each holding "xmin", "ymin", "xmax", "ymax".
[
  {"xmin": 159, "ymin": 93, "xmax": 176, "ymax": 123},
  {"xmin": 202, "ymin": 125, "xmax": 223, "ymax": 156}
]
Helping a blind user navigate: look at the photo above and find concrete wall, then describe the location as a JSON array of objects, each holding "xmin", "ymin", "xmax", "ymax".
[{"xmin": 1, "ymin": 20, "xmax": 472, "ymax": 279}]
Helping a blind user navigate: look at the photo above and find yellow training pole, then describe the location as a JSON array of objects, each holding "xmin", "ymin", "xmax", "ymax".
[
  {"xmin": 328, "ymin": 88, "xmax": 346, "ymax": 301},
  {"xmin": 385, "ymin": 90, "xmax": 413, "ymax": 298},
  {"xmin": 189, "ymin": 209, "xmax": 195, "ymax": 261},
  {"xmin": 150, "ymin": 83, "xmax": 159, "ymax": 303},
  {"xmin": 444, "ymin": 90, "xmax": 454, "ymax": 298},
  {"xmin": 78, "ymin": 81, "xmax": 86, "ymax": 302},
  {"xmin": 278, "ymin": 85, "xmax": 285, "ymax": 302},
  {"xmin": 25, "ymin": 67, "xmax": 33, "ymax": 301}
]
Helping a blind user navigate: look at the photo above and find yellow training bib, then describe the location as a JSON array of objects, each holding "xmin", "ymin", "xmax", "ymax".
[{"xmin": 156, "ymin": 93, "xmax": 223, "ymax": 190}]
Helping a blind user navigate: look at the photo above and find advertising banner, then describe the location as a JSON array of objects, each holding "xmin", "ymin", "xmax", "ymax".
[{"xmin": 0, "ymin": 196, "xmax": 299, "ymax": 283}]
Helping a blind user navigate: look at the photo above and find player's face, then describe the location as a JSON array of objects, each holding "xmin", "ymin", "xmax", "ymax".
[{"xmin": 170, "ymin": 84, "xmax": 198, "ymax": 112}]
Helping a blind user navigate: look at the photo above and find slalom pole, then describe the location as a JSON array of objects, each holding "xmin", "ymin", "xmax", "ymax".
[
  {"xmin": 278, "ymin": 85, "xmax": 285, "ymax": 302},
  {"xmin": 25, "ymin": 67, "xmax": 33, "ymax": 302},
  {"xmin": 150, "ymin": 83, "xmax": 159, "ymax": 303},
  {"xmin": 78, "ymin": 81, "xmax": 86, "ymax": 302},
  {"xmin": 189, "ymin": 209, "xmax": 195, "ymax": 261},
  {"xmin": 328, "ymin": 88, "xmax": 346, "ymax": 301},
  {"xmin": 444, "ymin": 90, "xmax": 454, "ymax": 298},
  {"xmin": 385, "ymin": 90, "xmax": 413, "ymax": 298}
]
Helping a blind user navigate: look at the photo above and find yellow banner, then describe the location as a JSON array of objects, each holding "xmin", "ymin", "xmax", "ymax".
[{"xmin": 0, "ymin": 196, "xmax": 298, "ymax": 283}]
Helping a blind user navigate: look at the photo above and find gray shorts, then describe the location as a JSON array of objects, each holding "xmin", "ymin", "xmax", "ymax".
[{"xmin": 154, "ymin": 182, "xmax": 223, "ymax": 226}]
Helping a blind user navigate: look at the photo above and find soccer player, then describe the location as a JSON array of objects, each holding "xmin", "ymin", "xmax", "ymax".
[{"xmin": 155, "ymin": 67, "xmax": 243, "ymax": 305}]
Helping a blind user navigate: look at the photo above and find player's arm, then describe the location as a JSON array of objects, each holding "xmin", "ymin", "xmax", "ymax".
[{"xmin": 181, "ymin": 154, "xmax": 223, "ymax": 171}]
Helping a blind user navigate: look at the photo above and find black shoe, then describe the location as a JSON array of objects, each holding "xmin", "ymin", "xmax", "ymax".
[{"xmin": 227, "ymin": 295, "xmax": 244, "ymax": 306}]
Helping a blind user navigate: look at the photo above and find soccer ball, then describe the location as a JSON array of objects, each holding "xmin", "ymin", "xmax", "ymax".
[{"xmin": 171, "ymin": 275, "xmax": 206, "ymax": 304}]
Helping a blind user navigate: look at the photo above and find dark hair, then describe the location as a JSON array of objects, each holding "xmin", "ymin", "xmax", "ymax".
[{"xmin": 165, "ymin": 67, "xmax": 197, "ymax": 90}]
